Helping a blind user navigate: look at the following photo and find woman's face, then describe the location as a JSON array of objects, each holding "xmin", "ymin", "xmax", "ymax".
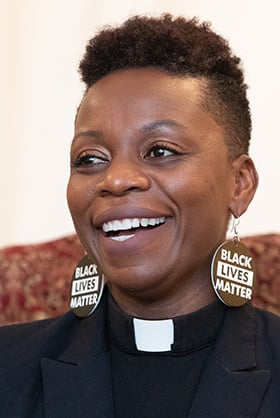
[{"xmin": 67, "ymin": 68, "xmax": 239, "ymax": 315}]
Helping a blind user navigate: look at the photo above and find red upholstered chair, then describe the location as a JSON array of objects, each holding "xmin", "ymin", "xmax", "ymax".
[
  {"xmin": 243, "ymin": 233, "xmax": 280, "ymax": 315},
  {"xmin": 0, "ymin": 233, "xmax": 280, "ymax": 325},
  {"xmin": 0, "ymin": 235, "xmax": 84, "ymax": 325}
]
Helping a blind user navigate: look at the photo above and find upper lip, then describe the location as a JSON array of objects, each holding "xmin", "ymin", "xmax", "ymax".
[{"xmin": 94, "ymin": 207, "xmax": 170, "ymax": 229}]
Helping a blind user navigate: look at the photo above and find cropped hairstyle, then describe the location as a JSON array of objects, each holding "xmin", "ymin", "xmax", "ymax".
[{"xmin": 79, "ymin": 14, "xmax": 251, "ymax": 157}]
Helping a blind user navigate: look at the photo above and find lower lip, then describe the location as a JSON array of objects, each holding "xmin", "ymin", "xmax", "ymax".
[{"xmin": 99, "ymin": 222, "xmax": 169, "ymax": 254}]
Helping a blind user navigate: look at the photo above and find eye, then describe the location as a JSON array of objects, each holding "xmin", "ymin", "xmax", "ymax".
[
  {"xmin": 145, "ymin": 143, "xmax": 179, "ymax": 159},
  {"xmin": 72, "ymin": 151, "xmax": 109, "ymax": 168}
]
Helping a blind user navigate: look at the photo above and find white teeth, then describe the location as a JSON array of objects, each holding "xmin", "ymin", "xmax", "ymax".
[
  {"xmin": 132, "ymin": 218, "xmax": 140, "ymax": 228},
  {"xmin": 102, "ymin": 217, "xmax": 166, "ymax": 233},
  {"xmin": 110, "ymin": 234, "xmax": 135, "ymax": 242},
  {"xmin": 140, "ymin": 218, "xmax": 149, "ymax": 227},
  {"xmin": 123, "ymin": 219, "xmax": 132, "ymax": 229},
  {"xmin": 113, "ymin": 220, "xmax": 122, "ymax": 231}
]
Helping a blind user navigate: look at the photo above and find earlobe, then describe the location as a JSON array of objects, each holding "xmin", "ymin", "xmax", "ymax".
[{"xmin": 228, "ymin": 154, "xmax": 259, "ymax": 217}]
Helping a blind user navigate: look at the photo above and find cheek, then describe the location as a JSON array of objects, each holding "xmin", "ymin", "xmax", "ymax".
[
  {"xmin": 67, "ymin": 176, "xmax": 92, "ymax": 219},
  {"xmin": 170, "ymin": 169, "xmax": 230, "ymax": 227},
  {"xmin": 193, "ymin": 175, "xmax": 233, "ymax": 237},
  {"xmin": 66, "ymin": 178, "xmax": 79, "ymax": 216},
  {"xmin": 164, "ymin": 171, "xmax": 208, "ymax": 208}
]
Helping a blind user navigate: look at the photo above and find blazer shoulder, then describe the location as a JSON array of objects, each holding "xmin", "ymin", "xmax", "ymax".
[
  {"xmin": 0, "ymin": 311, "xmax": 79, "ymax": 360},
  {"xmin": 255, "ymin": 307, "xmax": 280, "ymax": 334},
  {"xmin": 254, "ymin": 307, "xmax": 280, "ymax": 365}
]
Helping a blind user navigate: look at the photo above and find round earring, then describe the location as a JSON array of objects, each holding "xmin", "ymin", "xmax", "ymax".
[
  {"xmin": 69, "ymin": 254, "xmax": 104, "ymax": 318},
  {"xmin": 211, "ymin": 216, "xmax": 256, "ymax": 307}
]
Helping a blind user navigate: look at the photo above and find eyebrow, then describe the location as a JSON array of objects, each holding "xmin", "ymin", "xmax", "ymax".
[
  {"xmin": 72, "ymin": 119, "xmax": 189, "ymax": 144},
  {"xmin": 72, "ymin": 129, "xmax": 102, "ymax": 144},
  {"xmin": 141, "ymin": 119, "xmax": 189, "ymax": 133}
]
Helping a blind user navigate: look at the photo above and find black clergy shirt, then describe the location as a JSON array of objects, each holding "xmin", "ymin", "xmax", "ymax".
[{"xmin": 107, "ymin": 294, "xmax": 226, "ymax": 418}]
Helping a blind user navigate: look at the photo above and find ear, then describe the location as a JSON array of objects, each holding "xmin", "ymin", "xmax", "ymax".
[{"xmin": 228, "ymin": 154, "xmax": 258, "ymax": 217}]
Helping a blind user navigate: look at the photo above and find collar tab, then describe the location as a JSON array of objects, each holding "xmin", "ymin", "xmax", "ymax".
[{"xmin": 133, "ymin": 318, "xmax": 174, "ymax": 352}]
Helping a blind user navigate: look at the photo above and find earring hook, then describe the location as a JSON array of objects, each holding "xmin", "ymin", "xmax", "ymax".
[{"xmin": 231, "ymin": 216, "xmax": 240, "ymax": 244}]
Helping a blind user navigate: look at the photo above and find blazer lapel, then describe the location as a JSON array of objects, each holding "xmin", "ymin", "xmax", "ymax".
[
  {"xmin": 41, "ymin": 291, "xmax": 114, "ymax": 418},
  {"xmin": 189, "ymin": 304, "xmax": 271, "ymax": 418},
  {"xmin": 40, "ymin": 293, "xmax": 271, "ymax": 418}
]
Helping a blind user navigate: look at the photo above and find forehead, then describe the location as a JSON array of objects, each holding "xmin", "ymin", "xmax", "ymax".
[
  {"xmin": 77, "ymin": 68, "xmax": 204, "ymax": 120},
  {"xmin": 87, "ymin": 67, "xmax": 203, "ymax": 97},
  {"xmin": 75, "ymin": 68, "xmax": 225, "ymax": 146}
]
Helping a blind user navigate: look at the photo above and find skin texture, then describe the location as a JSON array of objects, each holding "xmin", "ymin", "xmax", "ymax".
[{"xmin": 67, "ymin": 68, "xmax": 258, "ymax": 319}]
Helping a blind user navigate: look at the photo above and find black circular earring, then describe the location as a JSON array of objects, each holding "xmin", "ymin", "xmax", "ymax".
[
  {"xmin": 70, "ymin": 254, "xmax": 104, "ymax": 317},
  {"xmin": 211, "ymin": 217, "xmax": 256, "ymax": 307}
]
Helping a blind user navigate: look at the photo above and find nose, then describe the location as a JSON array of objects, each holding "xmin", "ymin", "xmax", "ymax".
[{"xmin": 96, "ymin": 159, "xmax": 151, "ymax": 196}]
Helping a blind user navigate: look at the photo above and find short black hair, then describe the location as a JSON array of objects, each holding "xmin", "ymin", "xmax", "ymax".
[{"xmin": 79, "ymin": 14, "xmax": 251, "ymax": 157}]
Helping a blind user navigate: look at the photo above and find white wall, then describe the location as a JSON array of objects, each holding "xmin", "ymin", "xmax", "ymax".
[{"xmin": 1, "ymin": 0, "xmax": 280, "ymax": 247}]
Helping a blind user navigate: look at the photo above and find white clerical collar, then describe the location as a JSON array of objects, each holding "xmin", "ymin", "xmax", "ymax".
[{"xmin": 133, "ymin": 318, "xmax": 174, "ymax": 352}]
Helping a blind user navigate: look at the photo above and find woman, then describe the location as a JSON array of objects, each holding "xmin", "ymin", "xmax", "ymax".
[{"xmin": 1, "ymin": 14, "xmax": 280, "ymax": 418}]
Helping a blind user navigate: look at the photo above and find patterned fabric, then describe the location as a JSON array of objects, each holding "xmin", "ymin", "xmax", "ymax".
[
  {"xmin": 243, "ymin": 233, "xmax": 280, "ymax": 315},
  {"xmin": 0, "ymin": 233, "xmax": 279, "ymax": 325},
  {"xmin": 0, "ymin": 235, "xmax": 84, "ymax": 325}
]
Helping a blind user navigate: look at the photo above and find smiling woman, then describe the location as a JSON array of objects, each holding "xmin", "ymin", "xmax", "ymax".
[
  {"xmin": 0, "ymin": 13, "xmax": 280, "ymax": 418},
  {"xmin": 68, "ymin": 68, "xmax": 237, "ymax": 317}
]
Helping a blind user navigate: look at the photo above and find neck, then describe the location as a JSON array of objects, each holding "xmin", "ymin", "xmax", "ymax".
[{"xmin": 108, "ymin": 278, "xmax": 216, "ymax": 319}]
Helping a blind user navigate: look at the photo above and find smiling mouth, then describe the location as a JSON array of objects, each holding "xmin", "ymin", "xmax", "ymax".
[{"xmin": 101, "ymin": 217, "xmax": 166, "ymax": 242}]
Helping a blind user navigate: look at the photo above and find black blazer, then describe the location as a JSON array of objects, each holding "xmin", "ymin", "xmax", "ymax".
[{"xmin": 0, "ymin": 291, "xmax": 280, "ymax": 418}]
